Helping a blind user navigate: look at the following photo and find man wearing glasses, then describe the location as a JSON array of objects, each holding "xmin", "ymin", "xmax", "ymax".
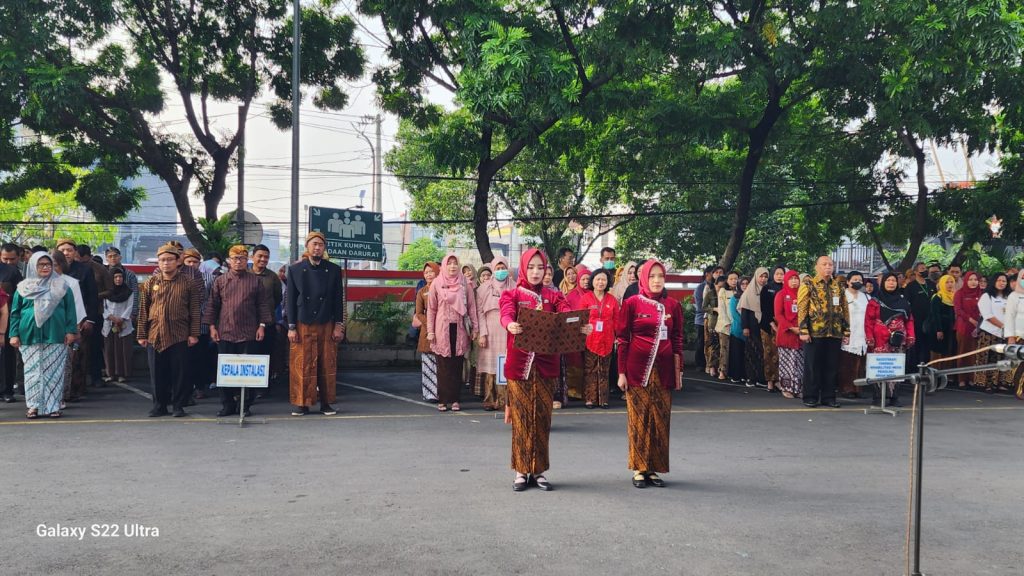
[{"xmin": 203, "ymin": 245, "xmax": 273, "ymax": 417}]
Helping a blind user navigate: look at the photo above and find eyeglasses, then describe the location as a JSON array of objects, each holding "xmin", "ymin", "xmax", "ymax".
[
  {"xmin": 36, "ymin": 263, "xmax": 52, "ymax": 269},
  {"xmin": 229, "ymin": 256, "xmax": 248, "ymax": 262}
]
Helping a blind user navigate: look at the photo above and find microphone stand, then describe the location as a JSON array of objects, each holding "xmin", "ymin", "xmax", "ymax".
[{"xmin": 853, "ymin": 358, "xmax": 1017, "ymax": 576}]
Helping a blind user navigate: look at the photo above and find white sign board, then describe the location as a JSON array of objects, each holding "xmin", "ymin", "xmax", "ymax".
[
  {"xmin": 216, "ymin": 354, "xmax": 270, "ymax": 388},
  {"xmin": 497, "ymin": 355, "xmax": 507, "ymax": 385},
  {"xmin": 866, "ymin": 353, "xmax": 907, "ymax": 380}
]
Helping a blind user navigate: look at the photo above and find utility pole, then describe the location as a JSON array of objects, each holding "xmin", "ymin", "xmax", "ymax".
[
  {"xmin": 374, "ymin": 113, "xmax": 382, "ymax": 219},
  {"xmin": 289, "ymin": 0, "xmax": 301, "ymax": 263},
  {"xmin": 237, "ymin": 105, "xmax": 246, "ymax": 245}
]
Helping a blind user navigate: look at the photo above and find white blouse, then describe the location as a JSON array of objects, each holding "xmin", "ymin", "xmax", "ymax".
[
  {"xmin": 842, "ymin": 290, "xmax": 870, "ymax": 355},
  {"xmin": 978, "ymin": 293, "xmax": 1007, "ymax": 338},
  {"xmin": 1004, "ymin": 292, "xmax": 1024, "ymax": 340},
  {"xmin": 102, "ymin": 298, "xmax": 135, "ymax": 337}
]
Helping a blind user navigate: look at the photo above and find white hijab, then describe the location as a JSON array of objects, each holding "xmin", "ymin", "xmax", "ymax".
[{"xmin": 17, "ymin": 252, "xmax": 69, "ymax": 328}]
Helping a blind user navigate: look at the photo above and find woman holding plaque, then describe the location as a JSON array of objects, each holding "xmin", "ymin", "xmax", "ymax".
[
  {"xmin": 501, "ymin": 248, "xmax": 590, "ymax": 492},
  {"xmin": 427, "ymin": 254, "xmax": 478, "ymax": 412},
  {"xmin": 476, "ymin": 258, "xmax": 514, "ymax": 410},
  {"xmin": 616, "ymin": 260, "xmax": 684, "ymax": 489}
]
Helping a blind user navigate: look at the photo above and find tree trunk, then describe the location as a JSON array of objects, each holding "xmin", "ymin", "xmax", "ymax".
[
  {"xmin": 895, "ymin": 131, "xmax": 930, "ymax": 272},
  {"xmin": 205, "ymin": 157, "xmax": 231, "ymax": 221},
  {"xmin": 719, "ymin": 100, "xmax": 783, "ymax": 270},
  {"xmin": 164, "ymin": 164, "xmax": 210, "ymax": 254},
  {"xmin": 473, "ymin": 173, "xmax": 495, "ymax": 264}
]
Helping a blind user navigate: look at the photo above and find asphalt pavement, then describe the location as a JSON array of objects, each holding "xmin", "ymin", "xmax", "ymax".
[{"xmin": 1, "ymin": 371, "xmax": 1021, "ymax": 575}]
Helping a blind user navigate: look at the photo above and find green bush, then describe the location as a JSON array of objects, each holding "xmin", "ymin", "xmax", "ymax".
[{"xmin": 349, "ymin": 295, "xmax": 414, "ymax": 345}]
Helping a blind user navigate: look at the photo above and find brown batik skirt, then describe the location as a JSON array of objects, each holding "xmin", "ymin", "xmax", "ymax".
[
  {"xmin": 479, "ymin": 372, "xmax": 507, "ymax": 410},
  {"xmin": 626, "ymin": 372, "xmax": 672, "ymax": 474},
  {"xmin": 508, "ymin": 372, "xmax": 555, "ymax": 475},
  {"xmin": 704, "ymin": 323, "xmax": 720, "ymax": 370},
  {"xmin": 584, "ymin": 351, "xmax": 611, "ymax": 406},
  {"xmin": 977, "ymin": 331, "xmax": 1012, "ymax": 390},
  {"xmin": 761, "ymin": 329, "xmax": 779, "ymax": 383}
]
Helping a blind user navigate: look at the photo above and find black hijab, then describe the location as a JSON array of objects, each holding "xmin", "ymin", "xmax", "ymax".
[
  {"xmin": 107, "ymin": 268, "xmax": 133, "ymax": 303},
  {"xmin": 876, "ymin": 272, "xmax": 911, "ymax": 323}
]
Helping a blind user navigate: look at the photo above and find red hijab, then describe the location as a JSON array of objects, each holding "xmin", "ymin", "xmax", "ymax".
[
  {"xmin": 638, "ymin": 260, "xmax": 666, "ymax": 300},
  {"xmin": 958, "ymin": 271, "xmax": 982, "ymax": 301},
  {"xmin": 517, "ymin": 248, "xmax": 549, "ymax": 292},
  {"xmin": 779, "ymin": 269, "xmax": 801, "ymax": 301}
]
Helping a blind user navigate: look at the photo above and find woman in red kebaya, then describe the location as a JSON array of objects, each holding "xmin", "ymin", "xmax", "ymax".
[
  {"xmin": 564, "ymin": 264, "xmax": 591, "ymax": 401},
  {"xmin": 773, "ymin": 270, "xmax": 804, "ymax": 399},
  {"xmin": 500, "ymin": 248, "xmax": 591, "ymax": 492},
  {"xmin": 582, "ymin": 268, "xmax": 618, "ymax": 408},
  {"xmin": 616, "ymin": 260, "xmax": 685, "ymax": 489}
]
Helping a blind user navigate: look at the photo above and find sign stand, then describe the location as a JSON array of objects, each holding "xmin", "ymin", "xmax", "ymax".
[
  {"xmin": 860, "ymin": 353, "xmax": 906, "ymax": 417},
  {"xmin": 214, "ymin": 354, "xmax": 271, "ymax": 428}
]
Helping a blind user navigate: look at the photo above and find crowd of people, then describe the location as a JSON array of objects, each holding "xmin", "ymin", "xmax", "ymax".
[{"xmin": 1, "ymin": 235, "xmax": 1021, "ymax": 491}]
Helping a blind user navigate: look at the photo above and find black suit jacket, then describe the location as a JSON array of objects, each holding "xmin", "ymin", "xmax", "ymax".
[
  {"xmin": 68, "ymin": 261, "xmax": 100, "ymax": 324},
  {"xmin": 286, "ymin": 259, "xmax": 344, "ymax": 326}
]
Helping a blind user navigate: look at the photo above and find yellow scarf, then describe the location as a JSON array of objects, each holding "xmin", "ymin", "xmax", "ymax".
[{"xmin": 936, "ymin": 274, "xmax": 956, "ymax": 306}]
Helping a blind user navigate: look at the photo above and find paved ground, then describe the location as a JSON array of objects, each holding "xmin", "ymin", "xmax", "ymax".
[{"xmin": 1, "ymin": 370, "xmax": 1021, "ymax": 576}]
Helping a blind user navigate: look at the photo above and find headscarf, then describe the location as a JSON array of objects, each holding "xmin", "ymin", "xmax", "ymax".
[
  {"xmin": 767, "ymin": 265, "xmax": 786, "ymax": 293},
  {"xmin": 638, "ymin": 259, "xmax": 666, "ymax": 300},
  {"xmin": 935, "ymin": 274, "xmax": 956, "ymax": 306},
  {"xmin": 437, "ymin": 253, "xmax": 467, "ymax": 315},
  {"xmin": 876, "ymin": 272, "xmax": 912, "ymax": 323},
  {"xmin": 572, "ymin": 264, "xmax": 591, "ymax": 296},
  {"xmin": 17, "ymin": 252, "xmax": 68, "ymax": 328},
  {"xmin": 611, "ymin": 261, "xmax": 637, "ymax": 301},
  {"xmin": 461, "ymin": 264, "xmax": 477, "ymax": 290},
  {"xmin": 543, "ymin": 264, "xmax": 556, "ymax": 291},
  {"xmin": 107, "ymin": 267, "xmax": 133, "ymax": 303},
  {"xmin": 738, "ymin": 266, "xmax": 768, "ymax": 321},
  {"xmin": 779, "ymin": 269, "xmax": 801, "ymax": 302},
  {"xmin": 423, "ymin": 262, "xmax": 440, "ymax": 289},
  {"xmin": 559, "ymin": 265, "xmax": 578, "ymax": 295},
  {"xmin": 518, "ymin": 248, "xmax": 549, "ymax": 292},
  {"xmin": 957, "ymin": 271, "xmax": 981, "ymax": 302},
  {"xmin": 477, "ymin": 257, "xmax": 514, "ymax": 315},
  {"xmin": 1016, "ymin": 269, "xmax": 1024, "ymax": 295}
]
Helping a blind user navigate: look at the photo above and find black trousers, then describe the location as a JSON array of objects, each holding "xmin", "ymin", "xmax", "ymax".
[
  {"xmin": 186, "ymin": 334, "xmax": 217, "ymax": 394},
  {"xmin": 0, "ymin": 343, "xmax": 14, "ymax": 396},
  {"xmin": 217, "ymin": 340, "xmax": 258, "ymax": 411},
  {"xmin": 694, "ymin": 322, "xmax": 706, "ymax": 370},
  {"xmin": 89, "ymin": 327, "xmax": 104, "ymax": 383},
  {"xmin": 803, "ymin": 337, "xmax": 841, "ymax": 403},
  {"xmin": 150, "ymin": 341, "xmax": 189, "ymax": 411},
  {"xmin": 256, "ymin": 327, "xmax": 279, "ymax": 396}
]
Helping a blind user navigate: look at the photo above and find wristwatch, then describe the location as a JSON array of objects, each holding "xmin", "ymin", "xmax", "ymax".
[
  {"xmin": 288, "ymin": 324, "xmax": 297, "ymax": 330},
  {"xmin": 259, "ymin": 323, "xmax": 266, "ymax": 328}
]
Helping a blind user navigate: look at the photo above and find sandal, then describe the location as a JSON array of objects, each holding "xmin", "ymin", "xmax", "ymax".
[
  {"xmin": 782, "ymin": 391, "xmax": 795, "ymax": 399},
  {"xmin": 26, "ymin": 409, "xmax": 39, "ymax": 419},
  {"xmin": 49, "ymin": 411, "xmax": 62, "ymax": 419},
  {"xmin": 437, "ymin": 404, "xmax": 448, "ymax": 412},
  {"xmin": 451, "ymin": 402, "xmax": 461, "ymax": 412}
]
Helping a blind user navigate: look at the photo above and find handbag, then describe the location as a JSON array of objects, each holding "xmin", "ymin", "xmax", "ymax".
[{"xmin": 888, "ymin": 330, "xmax": 906, "ymax": 349}]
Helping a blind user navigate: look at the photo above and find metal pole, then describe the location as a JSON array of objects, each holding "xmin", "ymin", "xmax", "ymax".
[
  {"xmin": 289, "ymin": 0, "xmax": 301, "ymax": 263},
  {"xmin": 238, "ymin": 388, "xmax": 246, "ymax": 428},
  {"xmin": 237, "ymin": 105, "xmax": 246, "ymax": 245},
  {"xmin": 910, "ymin": 366, "xmax": 927, "ymax": 576},
  {"xmin": 374, "ymin": 115, "xmax": 383, "ymax": 271}
]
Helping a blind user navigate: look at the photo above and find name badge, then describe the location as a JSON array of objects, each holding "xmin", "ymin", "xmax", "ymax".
[
  {"xmin": 791, "ymin": 303, "xmax": 798, "ymax": 314},
  {"xmin": 595, "ymin": 321, "xmax": 604, "ymax": 333},
  {"xmin": 659, "ymin": 325, "xmax": 668, "ymax": 340},
  {"xmin": 832, "ymin": 296, "xmax": 840, "ymax": 306}
]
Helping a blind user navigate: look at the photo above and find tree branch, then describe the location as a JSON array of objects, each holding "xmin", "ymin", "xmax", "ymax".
[
  {"xmin": 552, "ymin": 5, "xmax": 591, "ymax": 92},
  {"xmin": 416, "ymin": 20, "xmax": 460, "ymax": 91}
]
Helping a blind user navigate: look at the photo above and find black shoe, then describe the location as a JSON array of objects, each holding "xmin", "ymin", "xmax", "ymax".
[
  {"xmin": 2, "ymin": 395, "xmax": 15, "ymax": 403},
  {"xmin": 320, "ymin": 404, "xmax": 337, "ymax": 416},
  {"xmin": 513, "ymin": 475, "xmax": 528, "ymax": 492},
  {"xmin": 148, "ymin": 407, "xmax": 168, "ymax": 417},
  {"xmin": 889, "ymin": 398, "xmax": 903, "ymax": 407},
  {"xmin": 754, "ymin": 381, "xmax": 768, "ymax": 389},
  {"xmin": 646, "ymin": 473, "xmax": 666, "ymax": 488},
  {"xmin": 216, "ymin": 408, "xmax": 237, "ymax": 417},
  {"xmin": 585, "ymin": 403, "xmax": 595, "ymax": 409},
  {"xmin": 533, "ymin": 475, "xmax": 553, "ymax": 491},
  {"xmin": 600, "ymin": 404, "xmax": 610, "ymax": 409},
  {"xmin": 632, "ymin": 473, "xmax": 648, "ymax": 489},
  {"xmin": 824, "ymin": 401, "xmax": 841, "ymax": 408},
  {"xmin": 172, "ymin": 409, "xmax": 186, "ymax": 417},
  {"xmin": 803, "ymin": 401, "xmax": 819, "ymax": 408},
  {"xmin": 291, "ymin": 406, "xmax": 309, "ymax": 416},
  {"xmin": 243, "ymin": 409, "xmax": 252, "ymax": 417}
]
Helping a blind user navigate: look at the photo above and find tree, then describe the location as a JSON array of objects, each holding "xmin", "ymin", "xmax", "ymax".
[
  {"xmin": 4, "ymin": 0, "xmax": 364, "ymax": 253},
  {"xmin": 0, "ymin": 188, "xmax": 118, "ymax": 248},
  {"xmin": 397, "ymin": 236, "xmax": 444, "ymax": 271},
  {"xmin": 360, "ymin": 0, "xmax": 674, "ymax": 263}
]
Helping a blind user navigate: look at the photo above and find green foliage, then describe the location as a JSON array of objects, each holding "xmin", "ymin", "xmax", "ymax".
[
  {"xmin": 0, "ymin": 188, "xmax": 118, "ymax": 248},
  {"xmin": 349, "ymin": 295, "xmax": 414, "ymax": 346},
  {"xmin": 2, "ymin": 0, "xmax": 365, "ymax": 252},
  {"xmin": 197, "ymin": 212, "xmax": 241, "ymax": 258},
  {"xmin": 397, "ymin": 237, "xmax": 445, "ymax": 271}
]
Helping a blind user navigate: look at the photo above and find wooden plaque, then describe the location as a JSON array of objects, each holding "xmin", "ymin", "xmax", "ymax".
[{"xmin": 514, "ymin": 308, "xmax": 589, "ymax": 354}]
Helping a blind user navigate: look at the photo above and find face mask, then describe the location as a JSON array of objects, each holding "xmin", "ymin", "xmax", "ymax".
[
  {"xmin": 603, "ymin": 260, "xmax": 615, "ymax": 270},
  {"xmin": 929, "ymin": 272, "xmax": 941, "ymax": 282},
  {"xmin": 494, "ymin": 270, "xmax": 509, "ymax": 282},
  {"xmin": 850, "ymin": 282, "xmax": 864, "ymax": 290}
]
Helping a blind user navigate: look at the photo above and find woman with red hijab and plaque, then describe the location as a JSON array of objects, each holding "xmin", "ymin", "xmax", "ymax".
[
  {"xmin": 500, "ymin": 248, "xmax": 591, "ymax": 492},
  {"xmin": 616, "ymin": 260, "xmax": 685, "ymax": 489}
]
